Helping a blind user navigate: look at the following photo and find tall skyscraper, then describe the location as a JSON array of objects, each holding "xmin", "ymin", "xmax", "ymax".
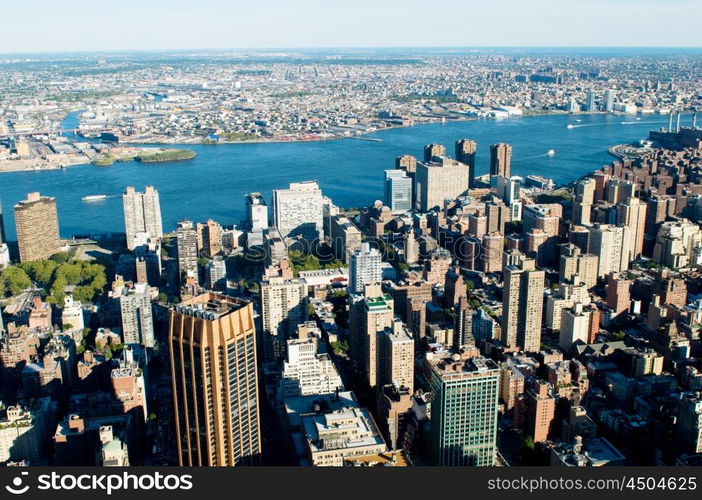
[
  {"xmin": 117, "ymin": 282, "xmax": 155, "ymax": 348},
  {"xmin": 427, "ymin": 352, "xmax": 499, "ymax": 466},
  {"xmin": 384, "ymin": 169, "xmax": 413, "ymax": 213},
  {"xmin": 349, "ymin": 283, "xmax": 394, "ymax": 389},
  {"xmin": 617, "ymin": 197, "xmax": 647, "ymax": 261},
  {"xmin": 423, "ymin": 143, "xmax": 446, "ymax": 162},
  {"xmin": 604, "ymin": 89, "xmax": 615, "ymax": 112},
  {"xmin": 489, "ymin": 143, "xmax": 512, "ymax": 178},
  {"xmin": 573, "ymin": 178, "xmax": 596, "ymax": 225},
  {"xmin": 588, "ymin": 224, "xmax": 632, "ymax": 278},
  {"xmin": 455, "ymin": 139, "xmax": 477, "ymax": 188},
  {"xmin": 14, "ymin": 192, "xmax": 61, "ymax": 262},
  {"xmin": 502, "ymin": 251, "xmax": 545, "ymax": 352},
  {"xmin": 122, "ymin": 186, "xmax": 163, "ymax": 251},
  {"xmin": 349, "ymin": 242, "xmax": 382, "ymax": 295},
  {"xmin": 175, "ymin": 220, "xmax": 199, "ymax": 284},
  {"xmin": 272, "ymin": 181, "xmax": 324, "ymax": 241},
  {"xmin": 260, "ymin": 277, "xmax": 307, "ymax": 362},
  {"xmin": 196, "ymin": 219, "xmax": 222, "ymax": 257},
  {"xmin": 586, "ymin": 88, "xmax": 597, "ymax": 111},
  {"xmin": 169, "ymin": 293, "xmax": 260, "ymax": 466},
  {"xmin": 415, "ymin": 158, "xmax": 470, "ymax": 212}
]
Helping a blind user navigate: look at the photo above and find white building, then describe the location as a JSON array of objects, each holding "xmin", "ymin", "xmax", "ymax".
[
  {"xmin": 559, "ymin": 303, "xmax": 591, "ymax": 351},
  {"xmin": 261, "ymin": 277, "xmax": 308, "ymax": 361},
  {"xmin": 281, "ymin": 323, "xmax": 343, "ymax": 397},
  {"xmin": 115, "ymin": 282, "xmax": 154, "ymax": 348},
  {"xmin": 61, "ymin": 295, "xmax": 84, "ymax": 332},
  {"xmin": 0, "ymin": 398, "xmax": 52, "ymax": 464},
  {"xmin": 273, "ymin": 181, "xmax": 325, "ymax": 241},
  {"xmin": 122, "ymin": 186, "xmax": 163, "ymax": 251},
  {"xmin": 384, "ymin": 170, "xmax": 413, "ymax": 213},
  {"xmin": 349, "ymin": 242, "xmax": 382, "ymax": 295},
  {"xmin": 207, "ymin": 257, "xmax": 227, "ymax": 291}
]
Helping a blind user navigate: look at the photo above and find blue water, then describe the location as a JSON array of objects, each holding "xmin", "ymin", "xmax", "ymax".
[{"xmin": 0, "ymin": 113, "xmax": 671, "ymax": 240}]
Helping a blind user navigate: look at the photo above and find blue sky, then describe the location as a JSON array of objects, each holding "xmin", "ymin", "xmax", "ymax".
[{"xmin": 2, "ymin": 0, "xmax": 701, "ymax": 53}]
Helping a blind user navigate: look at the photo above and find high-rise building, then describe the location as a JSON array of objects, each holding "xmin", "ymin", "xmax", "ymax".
[
  {"xmin": 415, "ymin": 158, "xmax": 469, "ymax": 212},
  {"xmin": 384, "ymin": 170, "xmax": 413, "ymax": 213},
  {"xmin": 272, "ymin": 181, "xmax": 324, "ymax": 241},
  {"xmin": 196, "ymin": 219, "xmax": 222, "ymax": 257},
  {"xmin": 502, "ymin": 251, "xmax": 545, "ymax": 352},
  {"xmin": 329, "ymin": 214, "xmax": 362, "ymax": 264},
  {"xmin": 122, "ymin": 186, "xmax": 163, "ymax": 251},
  {"xmin": 455, "ymin": 139, "xmax": 477, "ymax": 188},
  {"xmin": 454, "ymin": 296, "xmax": 474, "ymax": 348},
  {"xmin": 520, "ymin": 380, "xmax": 556, "ymax": 443},
  {"xmin": 604, "ymin": 89, "xmax": 615, "ymax": 112},
  {"xmin": 395, "ymin": 154, "xmax": 417, "ymax": 174},
  {"xmin": 481, "ymin": 232, "xmax": 504, "ymax": 273},
  {"xmin": 559, "ymin": 244, "xmax": 598, "ymax": 289},
  {"xmin": 245, "ymin": 193, "xmax": 268, "ymax": 231},
  {"xmin": 559, "ymin": 303, "xmax": 591, "ymax": 351},
  {"xmin": 281, "ymin": 324, "xmax": 343, "ymax": 397},
  {"xmin": 206, "ymin": 257, "xmax": 227, "ymax": 291},
  {"xmin": 349, "ymin": 242, "xmax": 382, "ymax": 295},
  {"xmin": 586, "ymin": 88, "xmax": 597, "ymax": 111},
  {"xmin": 260, "ymin": 277, "xmax": 307, "ymax": 362},
  {"xmin": 169, "ymin": 293, "xmax": 260, "ymax": 466},
  {"xmin": 606, "ymin": 272, "xmax": 631, "ymax": 321},
  {"xmin": 588, "ymin": 224, "xmax": 632, "ymax": 278},
  {"xmin": 573, "ymin": 178, "xmax": 596, "ymax": 225},
  {"xmin": 116, "ymin": 281, "xmax": 154, "ymax": 348},
  {"xmin": 14, "ymin": 192, "xmax": 60, "ymax": 262},
  {"xmin": 349, "ymin": 283, "xmax": 394, "ymax": 389},
  {"xmin": 677, "ymin": 393, "xmax": 702, "ymax": 455},
  {"xmin": 423, "ymin": 143, "xmax": 446, "ymax": 162},
  {"xmin": 427, "ymin": 352, "xmax": 499, "ymax": 466},
  {"xmin": 489, "ymin": 143, "xmax": 512, "ymax": 178},
  {"xmin": 61, "ymin": 295, "xmax": 85, "ymax": 332},
  {"xmin": 378, "ymin": 324, "xmax": 414, "ymax": 393},
  {"xmin": 175, "ymin": 220, "xmax": 199, "ymax": 284},
  {"xmin": 617, "ymin": 197, "xmax": 647, "ymax": 260}
]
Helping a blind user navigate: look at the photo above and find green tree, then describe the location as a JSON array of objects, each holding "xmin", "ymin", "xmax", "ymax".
[{"xmin": 1, "ymin": 267, "xmax": 32, "ymax": 296}]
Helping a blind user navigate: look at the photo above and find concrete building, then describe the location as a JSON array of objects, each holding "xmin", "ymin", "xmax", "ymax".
[
  {"xmin": 572, "ymin": 178, "xmax": 596, "ymax": 225},
  {"xmin": 261, "ymin": 277, "xmax": 307, "ymax": 362},
  {"xmin": 169, "ymin": 293, "xmax": 260, "ymax": 466},
  {"xmin": 677, "ymin": 393, "xmax": 702, "ymax": 455},
  {"xmin": 481, "ymin": 232, "xmax": 504, "ymax": 273},
  {"xmin": 588, "ymin": 224, "xmax": 632, "ymax": 278},
  {"xmin": 378, "ymin": 324, "xmax": 414, "ymax": 393},
  {"xmin": 110, "ymin": 346, "xmax": 148, "ymax": 422},
  {"xmin": 115, "ymin": 281, "xmax": 154, "ymax": 348},
  {"xmin": 0, "ymin": 398, "xmax": 52, "ymax": 464},
  {"xmin": 545, "ymin": 282, "xmax": 591, "ymax": 331},
  {"xmin": 426, "ymin": 352, "xmax": 499, "ymax": 466},
  {"xmin": 376, "ymin": 384, "xmax": 413, "ymax": 451},
  {"xmin": 455, "ymin": 139, "xmax": 477, "ymax": 188},
  {"xmin": 206, "ymin": 257, "xmax": 227, "ymax": 291},
  {"xmin": 122, "ymin": 186, "xmax": 162, "ymax": 251},
  {"xmin": 196, "ymin": 219, "xmax": 222, "ymax": 257},
  {"xmin": 502, "ymin": 251, "xmax": 545, "ymax": 352},
  {"xmin": 175, "ymin": 220, "xmax": 199, "ymax": 284},
  {"xmin": 281, "ymin": 324, "xmax": 343, "ymax": 398},
  {"xmin": 559, "ymin": 303, "xmax": 592, "ymax": 351},
  {"xmin": 489, "ymin": 143, "xmax": 512, "ymax": 178},
  {"xmin": 61, "ymin": 295, "xmax": 84, "ymax": 332},
  {"xmin": 415, "ymin": 158, "xmax": 469, "ymax": 212},
  {"xmin": 349, "ymin": 242, "xmax": 382, "ymax": 295},
  {"xmin": 329, "ymin": 214, "xmax": 362, "ymax": 264},
  {"xmin": 559, "ymin": 244, "xmax": 598, "ymax": 289},
  {"xmin": 521, "ymin": 380, "xmax": 556, "ymax": 443},
  {"xmin": 14, "ymin": 192, "xmax": 61, "ymax": 262},
  {"xmin": 653, "ymin": 219, "xmax": 702, "ymax": 269},
  {"xmin": 272, "ymin": 181, "xmax": 325, "ymax": 241}
]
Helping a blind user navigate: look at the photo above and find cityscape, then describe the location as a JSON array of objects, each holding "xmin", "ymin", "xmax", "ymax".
[{"xmin": 0, "ymin": 8, "xmax": 702, "ymax": 475}]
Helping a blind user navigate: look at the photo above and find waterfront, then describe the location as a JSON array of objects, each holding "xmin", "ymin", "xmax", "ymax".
[{"xmin": 0, "ymin": 113, "xmax": 670, "ymax": 239}]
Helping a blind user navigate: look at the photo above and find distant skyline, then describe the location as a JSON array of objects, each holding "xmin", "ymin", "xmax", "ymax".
[{"xmin": 2, "ymin": 0, "xmax": 701, "ymax": 54}]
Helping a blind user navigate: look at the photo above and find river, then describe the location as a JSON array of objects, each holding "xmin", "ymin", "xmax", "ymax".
[{"xmin": 0, "ymin": 112, "xmax": 672, "ymax": 240}]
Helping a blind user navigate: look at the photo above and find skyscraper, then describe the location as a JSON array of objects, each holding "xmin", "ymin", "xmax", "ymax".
[
  {"xmin": 415, "ymin": 158, "xmax": 470, "ymax": 212},
  {"xmin": 455, "ymin": 139, "xmax": 477, "ymax": 188},
  {"xmin": 423, "ymin": 143, "xmax": 446, "ymax": 162},
  {"xmin": 588, "ymin": 224, "xmax": 632, "ymax": 278},
  {"xmin": 272, "ymin": 181, "xmax": 324, "ymax": 241},
  {"xmin": 14, "ymin": 192, "xmax": 61, "ymax": 262},
  {"xmin": 604, "ymin": 89, "xmax": 615, "ymax": 112},
  {"xmin": 489, "ymin": 143, "xmax": 512, "ymax": 178},
  {"xmin": 245, "ymin": 192, "xmax": 268, "ymax": 231},
  {"xmin": 196, "ymin": 219, "xmax": 222, "ymax": 257},
  {"xmin": 378, "ymin": 324, "xmax": 414, "ymax": 393},
  {"xmin": 349, "ymin": 242, "xmax": 382, "ymax": 295},
  {"xmin": 384, "ymin": 169, "xmax": 413, "ymax": 213},
  {"xmin": 427, "ymin": 352, "xmax": 499, "ymax": 466},
  {"xmin": 586, "ymin": 88, "xmax": 597, "ymax": 111},
  {"xmin": 122, "ymin": 186, "xmax": 163, "ymax": 251},
  {"xmin": 117, "ymin": 282, "xmax": 155, "ymax": 348},
  {"xmin": 0, "ymin": 199, "xmax": 9, "ymax": 269},
  {"xmin": 502, "ymin": 251, "xmax": 545, "ymax": 352},
  {"xmin": 260, "ymin": 277, "xmax": 307, "ymax": 362},
  {"xmin": 169, "ymin": 293, "xmax": 260, "ymax": 466},
  {"xmin": 175, "ymin": 220, "xmax": 199, "ymax": 284}
]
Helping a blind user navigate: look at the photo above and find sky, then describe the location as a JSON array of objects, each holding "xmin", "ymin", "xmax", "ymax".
[{"xmin": 1, "ymin": 0, "xmax": 701, "ymax": 54}]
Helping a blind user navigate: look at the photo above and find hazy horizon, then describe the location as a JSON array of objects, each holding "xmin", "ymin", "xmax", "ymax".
[{"xmin": 2, "ymin": 0, "xmax": 701, "ymax": 54}]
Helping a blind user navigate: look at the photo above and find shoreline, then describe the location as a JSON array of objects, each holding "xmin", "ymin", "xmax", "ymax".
[{"xmin": 0, "ymin": 110, "xmax": 657, "ymax": 174}]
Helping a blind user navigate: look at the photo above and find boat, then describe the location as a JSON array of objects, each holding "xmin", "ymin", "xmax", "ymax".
[
  {"xmin": 567, "ymin": 124, "xmax": 575, "ymax": 129},
  {"xmin": 547, "ymin": 149, "xmax": 556, "ymax": 157},
  {"xmin": 82, "ymin": 194, "xmax": 107, "ymax": 201}
]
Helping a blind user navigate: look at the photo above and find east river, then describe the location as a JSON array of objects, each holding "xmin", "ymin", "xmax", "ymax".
[{"xmin": 0, "ymin": 113, "xmax": 671, "ymax": 240}]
